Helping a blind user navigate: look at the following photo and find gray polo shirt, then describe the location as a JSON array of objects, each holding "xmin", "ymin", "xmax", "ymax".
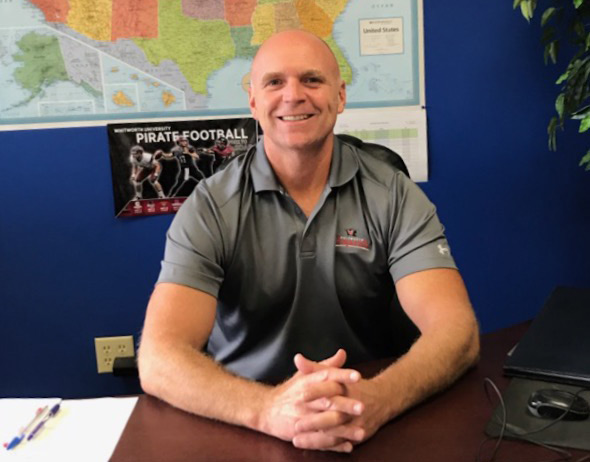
[{"xmin": 158, "ymin": 136, "xmax": 456, "ymax": 382}]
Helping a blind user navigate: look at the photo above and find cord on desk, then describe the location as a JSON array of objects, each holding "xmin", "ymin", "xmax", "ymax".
[{"xmin": 476, "ymin": 378, "xmax": 590, "ymax": 462}]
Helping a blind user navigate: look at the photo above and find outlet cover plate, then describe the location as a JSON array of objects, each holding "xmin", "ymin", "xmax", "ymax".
[{"xmin": 94, "ymin": 336, "xmax": 135, "ymax": 374}]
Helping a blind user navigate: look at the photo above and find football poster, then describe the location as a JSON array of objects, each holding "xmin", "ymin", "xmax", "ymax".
[{"xmin": 107, "ymin": 118, "xmax": 259, "ymax": 217}]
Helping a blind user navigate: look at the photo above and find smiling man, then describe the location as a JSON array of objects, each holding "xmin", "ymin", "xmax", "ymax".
[{"xmin": 138, "ymin": 30, "xmax": 479, "ymax": 453}]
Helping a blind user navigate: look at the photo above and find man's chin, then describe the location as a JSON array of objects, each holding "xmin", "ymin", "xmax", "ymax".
[{"xmin": 271, "ymin": 134, "xmax": 334, "ymax": 154}]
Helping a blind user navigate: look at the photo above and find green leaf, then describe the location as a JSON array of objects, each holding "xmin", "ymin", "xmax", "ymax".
[
  {"xmin": 548, "ymin": 117, "xmax": 559, "ymax": 151},
  {"xmin": 541, "ymin": 7, "xmax": 557, "ymax": 26},
  {"xmin": 579, "ymin": 115, "xmax": 590, "ymax": 132},
  {"xmin": 513, "ymin": 0, "xmax": 524, "ymax": 8},
  {"xmin": 568, "ymin": 57, "xmax": 590, "ymax": 105},
  {"xmin": 555, "ymin": 93, "xmax": 565, "ymax": 118},
  {"xmin": 556, "ymin": 71, "xmax": 569, "ymax": 84},
  {"xmin": 520, "ymin": 0, "xmax": 533, "ymax": 20},
  {"xmin": 574, "ymin": 0, "xmax": 584, "ymax": 9},
  {"xmin": 544, "ymin": 41, "xmax": 559, "ymax": 64},
  {"xmin": 579, "ymin": 150, "xmax": 590, "ymax": 170}
]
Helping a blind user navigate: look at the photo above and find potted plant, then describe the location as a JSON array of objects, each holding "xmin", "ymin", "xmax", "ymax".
[{"xmin": 515, "ymin": 0, "xmax": 590, "ymax": 170}]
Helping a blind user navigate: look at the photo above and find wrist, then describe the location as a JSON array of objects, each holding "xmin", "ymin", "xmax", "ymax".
[
  {"xmin": 368, "ymin": 374, "xmax": 403, "ymax": 422},
  {"xmin": 249, "ymin": 383, "xmax": 275, "ymax": 435}
]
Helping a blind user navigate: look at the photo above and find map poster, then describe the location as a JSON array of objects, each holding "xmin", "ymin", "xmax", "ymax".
[
  {"xmin": 107, "ymin": 117, "xmax": 259, "ymax": 218},
  {"xmin": 0, "ymin": 0, "xmax": 423, "ymax": 129}
]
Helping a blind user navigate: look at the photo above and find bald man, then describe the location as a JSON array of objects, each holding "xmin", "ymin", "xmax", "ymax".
[{"xmin": 138, "ymin": 30, "xmax": 479, "ymax": 453}]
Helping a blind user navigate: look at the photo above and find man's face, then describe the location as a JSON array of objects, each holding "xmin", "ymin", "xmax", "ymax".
[{"xmin": 248, "ymin": 31, "xmax": 346, "ymax": 155}]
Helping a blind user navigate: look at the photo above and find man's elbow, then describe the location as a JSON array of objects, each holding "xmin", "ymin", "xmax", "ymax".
[
  {"xmin": 463, "ymin": 317, "xmax": 481, "ymax": 369},
  {"xmin": 137, "ymin": 342, "xmax": 160, "ymax": 397}
]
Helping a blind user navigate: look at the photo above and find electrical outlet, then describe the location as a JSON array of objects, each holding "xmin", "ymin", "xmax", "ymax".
[{"xmin": 94, "ymin": 336, "xmax": 135, "ymax": 374}]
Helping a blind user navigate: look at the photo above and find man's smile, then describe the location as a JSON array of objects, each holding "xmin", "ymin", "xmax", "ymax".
[{"xmin": 278, "ymin": 114, "xmax": 314, "ymax": 121}]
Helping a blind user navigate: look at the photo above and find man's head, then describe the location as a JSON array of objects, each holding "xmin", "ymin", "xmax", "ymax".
[
  {"xmin": 215, "ymin": 137, "xmax": 227, "ymax": 148},
  {"xmin": 248, "ymin": 30, "xmax": 346, "ymax": 156},
  {"xmin": 131, "ymin": 145, "xmax": 143, "ymax": 158},
  {"xmin": 177, "ymin": 136, "xmax": 189, "ymax": 146}
]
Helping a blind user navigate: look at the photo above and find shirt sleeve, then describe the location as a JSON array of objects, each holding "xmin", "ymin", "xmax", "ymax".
[
  {"xmin": 387, "ymin": 172, "xmax": 457, "ymax": 282},
  {"xmin": 157, "ymin": 183, "xmax": 227, "ymax": 298}
]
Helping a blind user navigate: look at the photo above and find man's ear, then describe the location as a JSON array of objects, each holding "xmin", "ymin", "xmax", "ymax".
[
  {"xmin": 337, "ymin": 80, "xmax": 346, "ymax": 114},
  {"xmin": 248, "ymin": 83, "xmax": 257, "ymax": 119}
]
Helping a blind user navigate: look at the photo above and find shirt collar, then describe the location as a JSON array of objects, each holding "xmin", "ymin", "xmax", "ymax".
[
  {"xmin": 328, "ymin": 135, "xmax": 359, "ymax": 188},
  {"xmin": 250, "ymin": 135, "xmax": 359, "ymax": 193},
  {"xmin": 250, "ymin": 137, "xmax": 282, "ymax": 193}
]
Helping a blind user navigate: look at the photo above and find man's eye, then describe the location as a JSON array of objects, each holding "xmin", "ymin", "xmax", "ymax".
[
  {"xmin": 266, "ymin": 79, "xmax": 282, "ymax": 86},
  {"xmin": 304, "ymin": 77, "xmax": 323, "ymax": 85}
]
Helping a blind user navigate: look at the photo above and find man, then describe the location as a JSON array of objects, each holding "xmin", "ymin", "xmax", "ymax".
[
  {"xmin": 138, "ymin": 30, "xmax": 479, "ymax": 453},
  {"xmin": 129, "ymin": 145, "xmax": 165, "ymax": 200}
]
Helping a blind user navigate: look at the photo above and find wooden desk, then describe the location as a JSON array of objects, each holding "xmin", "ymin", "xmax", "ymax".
[{"xmin": 110, "ymin": 323, "xmax": 589, "ymax": 461}]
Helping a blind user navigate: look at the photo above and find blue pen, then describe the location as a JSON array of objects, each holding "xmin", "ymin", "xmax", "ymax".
[
  {"xmin": 5, "ymin": 405, "xmax": 48, "ymax": 450},
  {"xmin": 27, "ymin": 400, "xmax": 61, "ymax": 441}
]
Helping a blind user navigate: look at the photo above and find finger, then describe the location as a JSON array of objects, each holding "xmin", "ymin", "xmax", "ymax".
[
  {"xmin": 319, "ymin": 349, "xmax": 347, "ymax": 367},
  {"xmin": 305, "ymin": 397, "xmax": 333, "ymax": 411},
  {"xmin": 294, "ymin": 349, "xmax": 348, "ymax": 375},
  {"xmin": 295, "ymin": 410, "xmax": 350, "ymax": 432},
  {"xmin": 328, "ymin": 367, "xmax": 361, "ymax": 384},
  {"xmin": 292, "ymin": 432, "xmax": 352, "ymax": 452},
  {"xmin": 329, "ymin": 441, "xmax": 354, "ymax": 453},
  {"xmin": 303, "ymin": 394, "xmax": 364, "ymax": 417},
  {"xmin": 295, "ymin": 369, "xmax": 361, "ymax": 405},
  {"xmin": 300, "ymin": 380, "xmax": 345, "ymax": 403},
  {"xmin": 298, "ymin": 370, "xmax": 361, "ymax": 404},
  {"xmin": 294, "ymin": 350, "xmax": 344, "ymax": 375},
  {"xmin": 311, "ymin": 394, "xmax": 365, "ymax": 415},
  {"xmin": 293, "ymin": 354, "xmax": 315, "ymax": 375},
  {"xmin": 323, "ymin": 424, "xmax": 366, "ymax": 442},
  {"xmin": 304, "ymin": 367, "xmax": 360, "ymax": 386},
  {"xmin": 295, "ymin": 425, "xmax": 365, "ymax": 444}
]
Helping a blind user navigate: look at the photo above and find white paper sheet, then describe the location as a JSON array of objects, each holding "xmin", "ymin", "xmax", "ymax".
[
  {"xmin": 0, "ymin": 397, "xmax": 138, "ymax": 462},
  {"xmin": 335, "ymin": 107, "xmax": 429, "ymax": 182}
]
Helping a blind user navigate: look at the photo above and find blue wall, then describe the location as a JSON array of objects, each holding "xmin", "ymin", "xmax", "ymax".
[{"xmin": 2, "ymin": 2, "xmax": 590, "ymax": 398}]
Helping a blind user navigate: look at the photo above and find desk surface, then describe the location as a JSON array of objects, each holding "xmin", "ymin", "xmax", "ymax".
[{"xmin": 110, "ymin": 323, "xmax": 589, "ymax": 461}]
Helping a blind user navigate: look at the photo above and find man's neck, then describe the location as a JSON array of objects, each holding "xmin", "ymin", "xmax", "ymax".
[{"xmin": 265, "ymin": 137, "xmax": 334, "ymax": 217}]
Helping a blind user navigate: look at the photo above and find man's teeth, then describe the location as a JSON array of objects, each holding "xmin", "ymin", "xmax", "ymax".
[{"xmin": 281, "ymin": 115, "xmax": 310, "ymax": 121}]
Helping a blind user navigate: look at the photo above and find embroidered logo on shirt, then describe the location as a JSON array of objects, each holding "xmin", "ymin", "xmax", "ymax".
[
  {"xmin": 438, "ymin": 244, "xmax": 451, "ymax": 256},
  {"xmin": 336, "ymin": 228, "xmax": 370, "ymax": 251}
]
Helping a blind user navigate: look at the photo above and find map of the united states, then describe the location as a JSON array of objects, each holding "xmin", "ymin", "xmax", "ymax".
[
  {"xmin": 4, "ymin": 0, "xmax": 351, "ymax": 119},
  {"xmin": 0, "ymin": 0, "xmax": 416, "ymax": 125}
]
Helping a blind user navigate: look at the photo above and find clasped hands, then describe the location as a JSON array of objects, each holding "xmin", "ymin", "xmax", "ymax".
[{"xmin": 259, "ymin": 349, "xmax": 390, "ymax": 453}]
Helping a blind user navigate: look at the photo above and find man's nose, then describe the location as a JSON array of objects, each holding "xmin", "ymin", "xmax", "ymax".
[{"xmin": 282, "ymin": 79, "xmax": 305, "ymax": 102}]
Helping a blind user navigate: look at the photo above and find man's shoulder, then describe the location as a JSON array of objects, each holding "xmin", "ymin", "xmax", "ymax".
[
  {"xmin": 195, "ymin": 151, "xmax": 251, "ymax": 207},
  {"xmin": 339, "ymin": 138, "xmax": 407, "ymax": 191}
]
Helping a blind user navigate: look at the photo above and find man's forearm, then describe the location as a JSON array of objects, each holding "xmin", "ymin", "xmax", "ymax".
[
  {"xmin": 138, "ymin": 340, "xmax": 365, "ymax": 447},
  {"xmin": 371, "ymin": 315, "xmax": 480, "ymax": 420},
  {"xmin": 138, "ymin": 341, "xmax": 270, "ymax": 431},
  {"xmin": 371, "ymin": 268, "xmax": 480, "ymax": 420},
  {"xmin": 292, "ymin": 314, "xmax": 479, "ymax": 451},
  {"xmin": 138, "ymin": 283, "xmax": 363, "ymax": 450}
]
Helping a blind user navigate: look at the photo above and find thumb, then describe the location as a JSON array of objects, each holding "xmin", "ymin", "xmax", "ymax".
[{"xmin": 294, "ymin": 349, "xmax": 347, "ymax": 375}]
